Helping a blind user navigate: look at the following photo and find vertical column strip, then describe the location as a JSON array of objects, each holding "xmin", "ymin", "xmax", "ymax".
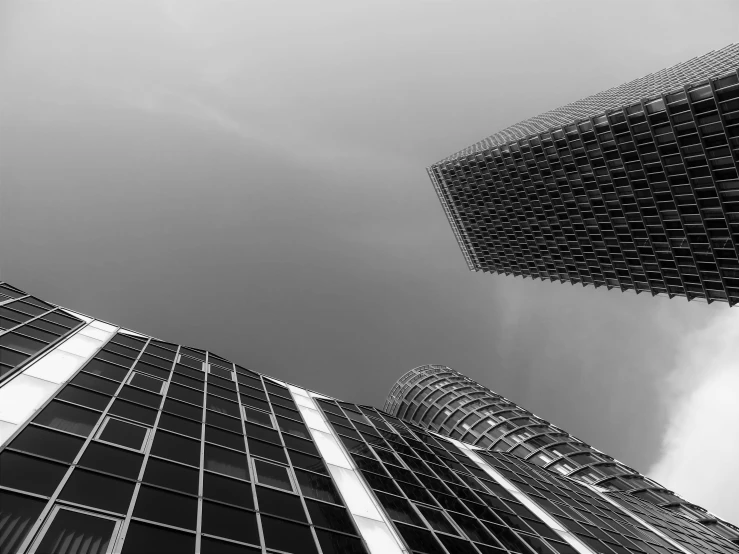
[
  {"xmin": 284, "ymin": 383, "xmax": 408, "ymax": 554},
  {"xmin": 448, "ymin": 437, "xmax": 596, "ymax": 554}
]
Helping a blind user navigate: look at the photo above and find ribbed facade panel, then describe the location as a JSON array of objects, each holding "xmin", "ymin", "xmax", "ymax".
[
  {"xmin": 430, "ymin": 44, "xmax": 739, "ymax": 305},
  {"xmin": 385, "ymin": 365, "xmax": 739, "ymax": 544}
]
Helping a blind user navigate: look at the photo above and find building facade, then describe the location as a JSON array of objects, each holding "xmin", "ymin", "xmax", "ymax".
[
  {"xmin": 384, "ymin": 365, "xmax": 739, "ymax": 545},
  {"xmin": 1, "ymin": 283, "xmax": 738, "ymax": 554},
  {"xmin": 428, "ymin": 44, "xmax": 739, "ymax": 305}
]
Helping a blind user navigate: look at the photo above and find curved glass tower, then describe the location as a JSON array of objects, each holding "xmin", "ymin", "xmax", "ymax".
[{"xmin": 385, "ymin": 364, "xmax": 739, "ymax": 544}]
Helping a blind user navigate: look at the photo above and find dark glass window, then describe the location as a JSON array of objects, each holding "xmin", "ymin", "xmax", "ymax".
[
  {"xmin": 145, "ymin": 344, "xmax": 176, "ymax": 361},
  {"xmin": 316, "ymin": 530, "xmax": 367, "ymax": 554},
  {"xmin": 438, "ymin": 534, "xmax": 479, "ymax": 554},
  {"xmin": 150, "ymin": 431, "xmax": 201, "ymax": 467},
  {"xmin": 59, "ymin": 469, "xmax": 135, "ymax": 514},
  {"xmin": 361, "ymin": 470, "xmax": 401, "ymax": 496},
  {"xmin": 288, "ymin": 450, "xmax": 327, "ymax": 474},
  {"xmin": 98, "ymin": 418, "xmax": 149, "ymax": 451},
  {"xmin": 205, "ymin": 425, "xmax": 245, "ymax": 451},
  {"xmin": 204, "ymin": 444, "xmax": 249, "ymax": 480},
  {"xmin": 82, "ymin": 359, "xmax": 129, "ymax": 381},
  {"xmin": 396, "ymin": 523, "xmax": 445, "ymax": 554},
  {"xmin": 244, "ymin": 422, "xmax": 280, "ymax": 444},
  {"xmin": 208, "ymin": 365, "xmax": 232, "ymax": 380},
  {"xmin": 200, "ymin": 537, "xmax": 261, "ymax": 554},
  {"xmin": 143, "ymin": 458, "xmax": 199, "ymax": 495},
  {"xmin": 206, "ymin": 410, "xmax": 242, "ymax": 433},
  {"xmin": 239, "ymin": 385, "xmax": 267, "ymax": 400},
  {"xmin": 203, "ymin": 472, "xmax": 254, "ymax": 509},
  {"xmin": 201, "ymin": 502, "xmax": 260, "ymax": 545},
  {"xmin": 254, "ymin": 459, "xmax": 292, "ymax": 491},
  {"xmin": 256, "ymin": 486, "xmax": 307, "ymax": 522},
  {"xmin": 105, "ymin": 341, "xmax": 140, "ymax": 359},
  {"xmin": 272, "ymin": 404, "xmax": 301, "ymax": 420},
  {"xmin": 171, "ymin": 372, "xmax": 204, "ymax": 390},
  {"xmin": 34, "ymin": 401, "xmax": 100, "ymax": 437},
  {"xmin": 110, "ymin": 334, "xmax": 145, "ymax": 351},
  {"xmin": 42, "ymin": 312, "xmax": 80, "ymax": 328},
  {"xmin": 295, "ymin": 470, "xmax": 341, "ymax": 504},
  {"xmin": 158, "ymin": 412, "xmax": 202, "ymax": 439},
  {"xmin": 209, "ymin": 383, "xmax": 237, "ymax": 401},
  {"xmin": 0, "ymin": 332, "xmax": 46, "ymax": 354},
  {"xmin": 374, "ymin": 491, "xmax": 423, "ymax": 526},
  {"xmin": 248, "ymin": 438, "xmax": 287, "ymax": 463},
  {"xmin": 34, "ymin": 508, "xmax": 119, "ymax": 554},
  {"xmin": 269, "ymin": 394, "xmax": 297, "ymax": 411},
  {"xmin": 56, "ymin": 385, "xmax": 110, "ymax": 411},
  {"xmin": 167, "ymin": 383, "xmax": 204, "ymax": 406},
  {"xmin": 450, "ymin": 512, "xmax": 491, "ymax": 543},
  {"xmin": 261, "ymin": 516, "xmax": 318, "ymax": 554},
  {"xmin": 8, "ymin": 425, "xmax": 84, "ymax": 463},
  {"xmin": 72, "ymin": 372, "xmax": 119, "ymax": 395},
  {"xmin": 178, "ymin": 355, "xmax": 202, "ymax": 369},
  {"xmin": 306, "ymin": 500, "xmax": 355, "ymax": 533},
  {"xmin": 108, "ymin": 399, "xmax": 157, "ymax": 426},
  {"xmin": 207, "ymin": 394, "xmax": 239, "ymax": 417},
  {"xmin": 118, "ymin": 385, "xmax": 160, "ymax": 409},
  {"xmin": 17, "ymin": 324, "xmax": 59, "ymax": 343},
  {"xmin": 96, "ymin": 349, "xmax": 135, "ymax": 368},
  {"xmin": 283, "ymin": 434, "xmax": 319, "ymax": 456},
  {"xmin": 174, "ymin": 364, "xmax": 204, "ymax": 381},
  {"xmin": 0, "ymin": 452, "xmax": 68, "ymax": 496},
  {"xmin": 242, "ymin": 395, "xmax": 270, "ymax": 412},
  {"xmin": 136, "ymin": 360, "xmax": 171, "ymax": 378},
  {"xmin": 133, "ymin": 485, "xmax": 198, "ymax": 529},
  {"xmin": 243, "ymin": 405, "xmax": 273, "ymax": 427},
  {"xmin": 26, "ymin": 318, "xmax": 68, "ymax": 335},
  {"xmin": 264, "ymin": 381, "xmax": 290, "ymax": 397},
  {"xmin": 277, "ymin": 416, "xmax": 309, "ymax": 439},
  {"xmin": 79, "ymin": 442, "xmax": 144, "ymax": 479},
  {"xmin": 163, "ymin": 398, "xmax": 202, "ymax": 422},
  {"xmin": 352, "ymin": 454, "xmax": 386, "ymax": 475},
  {"xmin": 121, "ymin": 521, "xmax": 195, "ymax": 554},
  {"xmin": 419, "ymin": 505, "xmax": 458, "ymax": 535},
  {"xmin": 129, "ymin": 372, "xmax": 164, "ymax": 393},
  {"xmin": 0, "ymin": 491, "xmax": 46, "ymax": 554}
]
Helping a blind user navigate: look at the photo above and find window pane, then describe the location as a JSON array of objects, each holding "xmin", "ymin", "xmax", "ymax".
[
  {"xmin": 34, "ymin": 508, "xmax": 118, "ymax": 554},
  {"xmin": 396, "ymin": 523, "xmax": 445, "ymax": 554},
  {"xmin": 204, "ymin": 444, "xmax": 249, "ymax": 480},
  {"xmin": 241, "ymin": 395, "xmax": 270, "ymax": 412},
  {"xmin": 158, "ymin": 413, "xmax": 202, "ymax": 439},
  {"xmin": 134, "ymin": 361, "xmax": 170, "ymax": 380},
  {"xmin": 243, "ymin": 406, "xmax": 273, "ymax": 427},
  {"xmin": 205, "ymin": 425, "xmax": 245, "ymax": 451},
  {"xmin": 143, "ymin": 458, "xmax": 199, "ymax": 495},
  {"xmin": 207, "ymin": 395, "xmax": 239, "ymax": 417},
  {"xmin": 171, "ymin": 372, "xmax": 204, "ymax": 391},
  {"xmin": 209, "ymin": 384, "xmax": 237, "ymax": 401},
  {"xmin": 374, "ymin": 491, "xmax": 423, "ymax": 526},
  {"xmin": 59, "ymin": 469, "xmax": 135, "ymax": 514},
  {"xmin": 167, "ymin": 383, "xmax": 204, "ymax": 406},
  {"xmin": 200, "ymin": 537, "xmax": 261, "ymax": 554},
  {"xmin": 56, "ymin": 385, "xmax": 110, "ymax": 411},
  {"xmin": 316, "ymin": 529, "xmax": 367, "ymax": 554},
  {"xmin": 150, "ymin": 431, "xmax": 201, "ymax": 467},
  {"xmin": 244, "ymin": 422, "xmax": 280, "ymax": 444},
  {"xmin": 254, "ymin": 459, "xmax": 292, "ymax": 491},
  {"xmin": 133, "ymin": 485, "xmax": 198, "ymax": 529},
  {"xmin": 261, "ymin": 515, "xmax": 317, "ymax": 554},
  {"xmin": 0, "ymin": 491, "xmax": 46, "ymax": 554},
  {"xmin": 82, "ymin": 359, "xmax": 129, "ymax": 381},
  {"xmin": 247, "ymin": 438, "xmax": 286, "ymax": 463},
  {"xmin": 0, "ymin": 452, "xmax": 68, "ymax": 496},
  {"xmin": 295, "ymin": 470, "xmax": 340, "ymax": 504},
  {"xmin": 438, "ymin": 534, "xmax": 479, "ymax": 554},
  {"xmin": 288, "ymin": 450, "xmax": 328, "ymax": 475},
  {"xmin": 203, "ymin": 472, "xmax": 254, "ymax": 509},
  {"xmin": 99, "ymin": 418, "xmax": 148, "ymax": 450},
  {"xmin": 121, "ymin": 521, "xmax": 195, "ymax": 554},
  {"xmin": 277, "ymin": 416, "xmax": 309, "ymax": 439},
  {"xmin": 129, "ymin": 372, "xmax": 164, "ymax": 393},
  {"xmin": 34, "ymin": 401, "xmax": 100, "ymax": 437},
  {"xmin": 419, "ymin": 505, "xmax": 458, "ymax": 535},
  {"xmin": 256, "ymin": 486, "xmax": 306, "ymax": 522},
  {"xmin": 305, "ymin": 500, "xmax": 356, "ymax": 533},
  {"xmin": 118, "ymin": 386, "xmax": 160, "ymax": 409},
  {"xmin": 78, "ymin": 442, "xmax": 144, "ymax": 479},
  {"xmin": 163, "ymin": 398, "xmax": 202, "ymax": 422},
  {"xmin": 283, "ymin": 434, "xmax": 319, "ymax": 456},
  {"xmin": 72, "ymin": 372, "xmax": 119, "ymax": 395},
  {"xmin": 202, "ymin": 502, "xmax": 260, "ymax": 545},
  {"xmin": 206, "ymin": 411, "xmax": 242, "ymax": 433},
  {"xmin": 108, "ymin": 399, "xmax": 157, "ymax": 426},
  {"xmin": 8, "ymin": 426, "xmax": 84, "ymax": 463},
  {"xmin": 0, "ymin": 333, "xmax": 46, "ymax": 355}
]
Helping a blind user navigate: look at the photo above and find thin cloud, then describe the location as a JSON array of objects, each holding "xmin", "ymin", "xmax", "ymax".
[{"xmin": 649, "ymin": 310, "xmax": 739, "ymax": 523}]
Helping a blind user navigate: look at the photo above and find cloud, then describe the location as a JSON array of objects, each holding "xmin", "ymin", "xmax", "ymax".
[{"xmin": 648, "ymin": 309, "xmax": 739, "ymax": 523}]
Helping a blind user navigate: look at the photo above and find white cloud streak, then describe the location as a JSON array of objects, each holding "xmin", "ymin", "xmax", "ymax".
[{"xmin": 649, "ymin": 309, "xmax": 739, "ymax": 523}]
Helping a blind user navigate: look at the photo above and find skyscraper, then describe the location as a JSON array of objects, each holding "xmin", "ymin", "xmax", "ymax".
[
  {"xmin": 384, "ymin": 364, "xmax": 739, "ymax": 545},
  {"xmin": 2, "ymin": 282, "xmax": 738, "ymax": 554},
  {"xmin": 428, "ymin": 44, "xmax": 739, "ymax": 305}
]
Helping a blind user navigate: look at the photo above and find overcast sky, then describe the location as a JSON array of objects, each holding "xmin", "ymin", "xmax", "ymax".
[{"xmin": 2, "ymin": 0, "xmax": 738, "ymax": 522}]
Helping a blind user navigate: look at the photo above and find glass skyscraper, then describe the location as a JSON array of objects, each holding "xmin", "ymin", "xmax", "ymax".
[
  {"xmin": 1, "ymin": 282, "xmax": 738, "ymax": 554},
  {"xmin": 428, "ymin": 44, "xmax": 739, "ymax": 306},
  {"xmin": 385, "ymin": 365, "xmax": 739, "ymax": 546}
]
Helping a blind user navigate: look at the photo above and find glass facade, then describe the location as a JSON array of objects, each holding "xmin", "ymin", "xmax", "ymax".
[
  {"xmin": 1, "ymin": 284, "xmax": 737, "ymax": 554},
  {"xmin": 385, "ymin": 365, "xmax": 739, "ymax": 546},
  {"xmin": 429, "ymin": 44, "xmax": 739, "ymax": 305}
]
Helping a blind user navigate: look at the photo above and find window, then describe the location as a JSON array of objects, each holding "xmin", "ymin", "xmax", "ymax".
[
  {"xmin": 374, "ymin": 491, "xmax": 423, "ymax": 526},
  {"xmin": 204, "ymin": 444, "xmax": 249, "ymax": 480},
  {"xmin": 58, "ymin": 469, "xmax": 135, "ymax": 514},
  {"xmin": 0, "ymin": 491, "xmax": 46, "ymax": 554},
  {"xmin": 208, "ymin": 365, "xmax": 232, "ymax": 380},
  {"xmin": 56, "ymin": 385, "xmax": 110, "ymax": 411},
  {"xmin": 127, "ymin": 372, "xmax": 165, "ymax": 394},
  {"xmin": 203, "ymin": 472, "xmax": 254, "ymax": 509},
  {"xmin": 71, "ymin": 372, "xmax": 119, "ymax": 395},
  {"xmin": 82, "ymin": 359, "xmax": 129, "ymax": 382},
  {"xmin": 117, "ymin": 386, "xmax": 160, "ymax": 409},
  {"xmin": 283, "ymin": 434, "xmax": 320, "ymax": 456},
  {"xmin": 96, "ymin": 417, "xmax": 149, "ymax": 451},
  {"xmin": 315, "ymin": 529, "xmax": 367, "ymax": 554},
  {"xmin": 200, "ymin": 537, "xmax": 261, "ymax": 554},
  {"xmin": 288, "ymin": 450, "xmax": 327, "ymax": 474},
  {"xmin": 201, "ymin": 502, "xmax": 260, "ymax": 545},
  {"xmin": 133, "ymin": 486, "xmax": 198, "ymax": 530},
  {"xmin": 206, "ymin": 410, "xmax": 241, "ymax": 433},
  {"xmin": 205, "ymin": 425, "xmax": 245, "ymax": 451},
  {"xmin": 150, "ymin": 431, "xmax": 201, "ymax": 467},
  {"xmin": 396, "ymin": 523, "xmax": 445, "ymax": 554},
  {"xmin": 162, "ymin": 398, "xmax": 202, "ymax": 422},
  {"xmin": 305, "ymin": 499, "xmax": 356, "ymax": 533},
  {"xmin": 0, "ymin": 452, "xmax": 68, "ymax": 496},
  {"xmin": 206, "ymin": 395, "xmax": 239, "ymax": 417},
  {"xmin": 143, "ymin": 459, "xmax": 199, "ymax": 495},
  {"xmin": 121, "ymin": 521, "xmax": 195, "ymax": 554},
  {"xmin": 295, "ymin": 470, "xmax": 341, "ymax": 504},
  {"xmin": 9, "ymin": 425, "xmax": 85, "ymax": 463},
  {"xmin": 158, "ymin": 412, "xmax": 202, "ymax": 439},
  {"xmin": 253, "ymin": 459, "xmax": 293, "ymax": 492},
  {"xmin": 78, "ymin": 442, "xmax": 143, "ymax": 480},
  {"xmin": 256, "ymin": 486, "xmax": 306, "ymax": 521},
  {"xmin": 247, "ymin": 438, "xmax": 287, "ymax": 463},
  {"xmin": 34, "ymin": 401, "xmax": 100, "ymax": 437},
  {"xmin": 28, "ymin": 506, "xmax": 122, "ymax": 554},
  {"xmin": 243, "ymin": 405, "xmax": 274, "ymax": 427},
  {"xmin": 167, "ymin": 383, "xmax": 203, "ymax": 407},
  {"xmin": 260, "ymin": 516, "xmax": 317, "ymax": 554},
  {"xmin": 277, "ymin": 416, "xmax": 309, "ymax": 439},
  {"xmin": 108, "ymin": 399, "xmax": 157, "ymax": 426}
]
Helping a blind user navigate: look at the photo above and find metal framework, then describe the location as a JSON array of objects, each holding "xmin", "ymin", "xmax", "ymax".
[{"xmin": 430, "ymin": 44, "xmax": 739, "ymax": 305}]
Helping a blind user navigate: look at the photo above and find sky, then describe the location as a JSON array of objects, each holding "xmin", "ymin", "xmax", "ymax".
[{"xmin": 1, "ymin": 0, "xmax": 738, "ymax": 522}]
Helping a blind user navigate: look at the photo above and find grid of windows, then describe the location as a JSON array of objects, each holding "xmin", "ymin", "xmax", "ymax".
[
  {"xmin": 0, "ymin": 332, "xmax": 365, "ymax": 554},
  {"xmin": 0, "ymin": 283, "xmax": 84, "ymax": 380},
  {"xmin": 385, "ymin": 365, "xmax": 739, "ymax": 544},
  {"xmin": 428, "ymin": 45, "xmax": 739, "ymax": 305}
]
